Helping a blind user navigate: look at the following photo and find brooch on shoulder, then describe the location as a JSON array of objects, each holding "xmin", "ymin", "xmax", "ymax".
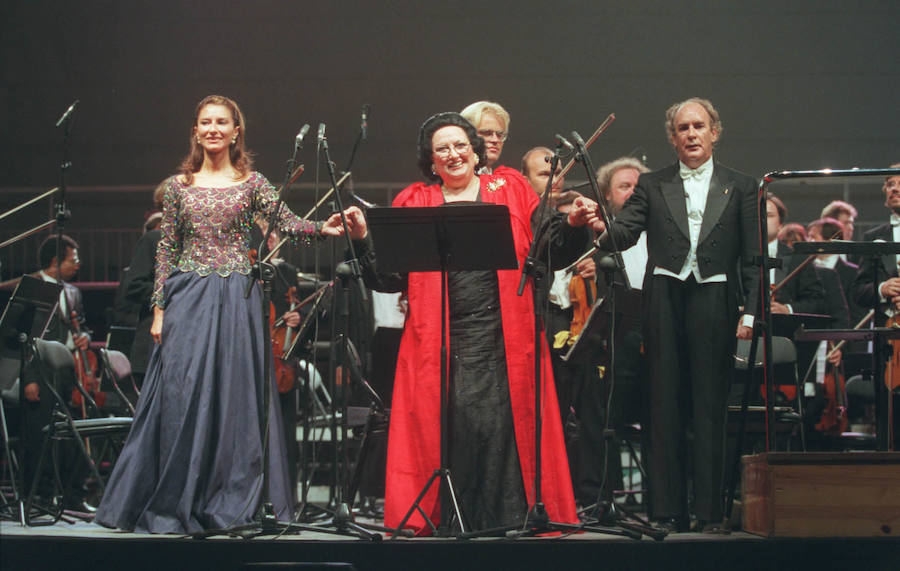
[{"xmin": 486, "ymin": 177, "xmax": 506, "ymax": 193}]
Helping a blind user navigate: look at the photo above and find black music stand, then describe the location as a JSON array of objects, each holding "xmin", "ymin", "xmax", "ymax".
[
  {"xmin": 795, "ymin": 240, "xmax": 900, "ymax": 450},
  {"xmin": 0, "ymin": 275, "xmax": 60, "ymax": 523},
  {"xmin": 365, "ymin": 203, "xmax": 517, "ymax": 537}
]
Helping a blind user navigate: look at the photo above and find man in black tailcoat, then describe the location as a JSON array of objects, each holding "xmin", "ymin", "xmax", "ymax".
[
  {"xmin": 595, "ymin": 98, "xmax": 759, "ymax": 532},
  {"xmin": 851, "ymin": 165, "xmax": 900, "ymax": 326}
]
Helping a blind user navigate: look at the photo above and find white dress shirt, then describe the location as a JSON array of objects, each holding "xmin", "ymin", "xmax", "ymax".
[{"xmin": 653, "ymin": 157, "xmax": 727, "ymax": 284}]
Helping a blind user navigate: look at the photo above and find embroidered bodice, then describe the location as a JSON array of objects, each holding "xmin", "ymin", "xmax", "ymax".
[{"xmin": 151, "ymin": 171, "xmax": 317, "ymax": 308}]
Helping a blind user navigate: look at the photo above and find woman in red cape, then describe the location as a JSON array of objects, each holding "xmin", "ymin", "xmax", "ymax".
[{"xmin": 342, "ymin": 113, "xmax": 599, "ymax": 535}]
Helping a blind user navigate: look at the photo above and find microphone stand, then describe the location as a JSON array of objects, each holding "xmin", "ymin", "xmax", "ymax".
[
  {"xmin": 565, "ymin": 131, "xmax": 662, "ymax": 540},
  {"xmin": 194, "ymin": 127, "xmax": 343, "ymax": 539},
  {"xmin": 1, "ymin": 101, "xmax": 75, "ymax": 523},
  {"xmin": 306, "ymin": 125, "xmax": 398, "ymax": 540},
  {"xmin": 462, "ymin": 139, "xmax": 638, "ymax": 540}
]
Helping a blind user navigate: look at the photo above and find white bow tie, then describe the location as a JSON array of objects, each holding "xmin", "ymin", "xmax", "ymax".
[{"xmin": 680, "ymin": 163, "xmax": 710, "ymax": 181}]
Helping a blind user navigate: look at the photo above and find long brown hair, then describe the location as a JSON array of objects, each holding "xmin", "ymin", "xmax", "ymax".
[{"xmin": 177, "ymin": 95, "xmax": 254, "ymax": 184}]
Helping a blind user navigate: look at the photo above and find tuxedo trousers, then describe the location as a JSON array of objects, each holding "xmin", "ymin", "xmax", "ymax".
[{"xmin": 643, "ymin": 274, "xmax": 735, "ymax": 523}]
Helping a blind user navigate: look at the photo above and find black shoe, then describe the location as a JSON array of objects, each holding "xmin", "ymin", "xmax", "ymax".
[{"xmin": 653, "ymin": 517, "xmax": 685, "ymax": 534}]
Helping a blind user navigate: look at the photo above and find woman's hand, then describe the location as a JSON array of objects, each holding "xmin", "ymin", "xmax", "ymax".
[
  {"xmin": 321, "ymin": 206, "xmax": 368, "ymax": 239},
  {"xmin": 151, "ymin": 306, "xmax": 164, "ymax": 344}
]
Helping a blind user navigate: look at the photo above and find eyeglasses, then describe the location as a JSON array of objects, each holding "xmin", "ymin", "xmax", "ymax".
[
  {"xmin": 433, "ymin": 141, "xmax": 471, "ymax": 158},
  {"xmin": 477, "ymin": 129, "xmax": 508, "ymax": 142}
]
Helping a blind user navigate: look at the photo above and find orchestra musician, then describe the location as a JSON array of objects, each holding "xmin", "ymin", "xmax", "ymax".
[
  {"xmin": 337, "ymin": 112, "xmax": 600, "ymax": 533},
  {"xmin": 851, "ymin": 164, "xmax": 900, "ymax": 326},
  {"xmin": 850, "ymin": 164, "xmax": 900, "ymax": 446},
  {"xmin": 461, "ymin": 101, "xmax": 511, "ymax": 175},
  {"xmin": 20, "ymin": 235, "xmax": 93, "ymax": 510},
  {"xmin": 94, "ymin": 95, "xmax": 349, "ymax": 533}
]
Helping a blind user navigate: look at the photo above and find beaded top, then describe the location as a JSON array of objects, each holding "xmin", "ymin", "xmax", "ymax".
[{"xmin": 152, "ymin": 171, "xmax": 317, "ymax": 308}]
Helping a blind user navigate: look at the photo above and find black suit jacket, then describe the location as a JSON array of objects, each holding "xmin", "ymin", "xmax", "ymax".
[
  {"xmin": 117, "ymin": 229, "xmax": 161, "ymax": 374},
  {"xmin": 40, "ymin": 277, "xmax": 88, "ymax": 344},
  {"xmin": 772, "ymin": 241, "xmax": 826, "ymax": 316},
  {"xmin": 832, "ymin": 258, "xmax": 866, "ymax": 326},
  {"xmin": 814, "ymin": 266, "xmax": 850, "ymax": 329},
  {"xmin": 851, "ymin": 222, "xmax": 898, "ymax": 325},
  {"xmin": 604, "ymin": 161, "xmax": 759, "ymax": 314}
]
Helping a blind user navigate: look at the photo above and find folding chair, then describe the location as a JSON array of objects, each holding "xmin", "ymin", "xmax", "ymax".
[
  {"xmin": 98, "ymin": 348, "xmax": 140, "ymax": 416},
  {"xmin": 24, "ymin": 339, "xmax": 131, "ymax": 524}
]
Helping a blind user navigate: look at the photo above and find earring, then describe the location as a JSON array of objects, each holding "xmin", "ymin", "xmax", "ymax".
[
  {"xmin": 231, "ymin": 136, "xmax": 237, "ymax": 145},
  {"xmin": 431, "ymin": 165, "xmax": 436, "ymax": 174},
  {"xmin": 196, "ymin": 137, "xmax": 201, "ymax": 144}
]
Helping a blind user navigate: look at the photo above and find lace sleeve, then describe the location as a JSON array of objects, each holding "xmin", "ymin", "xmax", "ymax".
[
  {"xmin": 252, "ymin": 174, "xmax": 319, "ymax": 244},
  {"xmin": 150, "ymin": 178, "xmax": 181, "ymax": 308}
]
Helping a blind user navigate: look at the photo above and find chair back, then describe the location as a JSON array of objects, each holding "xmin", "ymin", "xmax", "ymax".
[
  {"xmin": 101, "ymin": 349, "xmax": 132, "ymax": 379},
  {"xmin": 734, "ymin": 336, "xmax": 797, "ymax": 370},
  {"xmin": 99, "ymin": 348, "xmax": 137, "ymax": 415},
  {"xmin": 32, "ymin": 338, "xmax": 75, "ymax": 377}
]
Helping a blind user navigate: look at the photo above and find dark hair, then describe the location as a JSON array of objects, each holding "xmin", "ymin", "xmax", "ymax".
[
  {"xmin": 38, "ymin": 234, "xmax": 78, "ymax": 270},
  {"xmin": 416, "ymin": 112, "xmax": 485, "ymax": 182},
  {"xmin": 777, "ymin": 223, "xmax": 807, "ymax": 247},
  {"xmin": 766, "ymin": 192, "xmax": 787, "ymax": 224},
  {"xmin": 177, "ymin": 94, "xmax": 254, "ymax": 184},
  {"xmin": 808, "ymin": 217, "xmax": 844, "ymax": 242}
]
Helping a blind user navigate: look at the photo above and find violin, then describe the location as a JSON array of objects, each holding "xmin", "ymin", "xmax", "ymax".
[
  {"xmin": 567, "ymin": 273, "xmax": 597, "ymax": 340},
  {"xmin": 814, "ymin": 341, "xmax": 849, "ymax": 436},
  {"xmin": 69, "ymin": 310, "xmax": 105, "ymax": 417},
  {"xmin": 885, "ymin": 261, "xmax": 900, "ymax": 393},
  {"xmin": 271, "ymin": 286, "xmax": 300, "ymax": 394}
]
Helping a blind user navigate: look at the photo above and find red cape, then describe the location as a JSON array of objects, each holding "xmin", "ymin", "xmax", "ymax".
[{"xmin": 384, "ymin": 169, "xmax": 577, "ymax": 533}]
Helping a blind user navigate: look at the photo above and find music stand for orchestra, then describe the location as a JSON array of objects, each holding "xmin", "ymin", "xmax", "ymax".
[
  {"xmin": 794, "ymin": 240, "xmax": 900, "ymax": 451},
  {"xmin": 561, "ymin": 297, "xmax": 609, "ymax": 365},
  {"xmin": 365, "ymin": 203, "xmax": 517, "ymax": 537},
  {"xmin": 0, "ymin": 275, "xmax": 60, "ymax": 523}
]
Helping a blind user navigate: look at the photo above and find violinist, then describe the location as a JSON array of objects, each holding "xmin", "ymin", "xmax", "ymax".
[
  {"xmin": 765, "ymin": 194, "xmax": 826, "ymax": 316},
  {"xmin": 580, "ymin": 157, "xmax": 651, "ymax": 504},
  {"xmin": 850, "ymin": 164, "xmax": 900, "ymax": 446},
  {"xmin": 20, "ymin": 235, "xmax": 92, "ymax": 510},
  {"xmin": 851, "ymin": 164, "xmax": 900, "ymax": 327},
  {"xmin": 798, "ymin": 219, "xmax": 853, "ymax": 443}
]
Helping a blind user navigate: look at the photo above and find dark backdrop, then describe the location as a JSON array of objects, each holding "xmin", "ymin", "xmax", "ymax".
[{"xmin": 2, "ymin": 0, "xmax": 899, "ymax": 255}]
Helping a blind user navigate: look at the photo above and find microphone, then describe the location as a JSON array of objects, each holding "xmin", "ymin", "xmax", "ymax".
[
  {"xmin": 317, "ymin": 123, "xmax": 326, "ymax": 146},
  {"xmin": 55, "ymin": 99, "xmax": 79, "ymax": 128},
  {"xmin": 570, "ymin": 131, "xmax": 587, "ymax": 148},
  {"xmin": 361, "ymin": 104, "xmax": 370, "ymax": 140},
  {"xmin": 555, "ymin": 133, "xmax": 575, "ymax": 153},
  {"xmin": 562, "ymin": 180, "xmax": 593, "ymax": 192},
  {"xmin": 295, "ymin": 124, "xmax": 310, "ymax": 150}
]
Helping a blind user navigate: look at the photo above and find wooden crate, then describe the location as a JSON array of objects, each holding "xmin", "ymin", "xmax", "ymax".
[{"xmin": 742, "ymin": 452, "xmax": 900, "ymax": 537}]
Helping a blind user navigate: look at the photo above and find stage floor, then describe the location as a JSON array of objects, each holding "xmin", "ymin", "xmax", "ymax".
[{"xmin": 3, "ymin": 515, "xmax": 899, "ymax": 571}]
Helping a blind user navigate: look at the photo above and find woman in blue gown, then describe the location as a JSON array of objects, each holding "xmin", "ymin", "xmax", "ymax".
[{"xmin": 95, "ymin": 95, "xmax": 346, "ymax": 533}]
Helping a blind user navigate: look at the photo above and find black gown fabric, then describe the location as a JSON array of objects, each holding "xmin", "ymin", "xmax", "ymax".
[{"xmin": 447, "ymin": 268, "xmax": 527, "ymax": 530}]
